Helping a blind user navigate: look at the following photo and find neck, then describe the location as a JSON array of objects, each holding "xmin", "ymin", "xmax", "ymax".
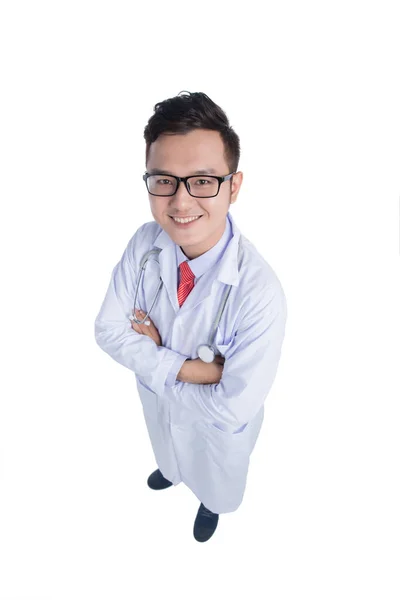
[{"xmin": 180, "ymin": 220, "xmax": 226, "ymax": 260}]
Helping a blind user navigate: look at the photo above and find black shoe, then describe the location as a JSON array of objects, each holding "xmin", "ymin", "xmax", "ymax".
[
  {"xmin": 147, "ymin": 469, "xmax": 173, "ymax": 490},
  {"xmin": 193, "ymin": 503, "xmax": 219, "ymax": 542}
]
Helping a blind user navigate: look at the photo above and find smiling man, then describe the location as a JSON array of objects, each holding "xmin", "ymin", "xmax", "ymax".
[
  {"xmin": 94, "ymin": 91, "xmax": 288, "ymax": 543},
  {"xmin": 146, "ymin": 127, "xmax": 243, "ymax": 260}
]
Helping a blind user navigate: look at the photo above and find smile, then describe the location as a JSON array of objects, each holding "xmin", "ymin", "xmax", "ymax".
[
  {"xmin": 170, "ymin": 215, "xmax": 203, "ymax": 226},
  {"xmin": 172, "ymin": 216, "xmax": 201, "ymax": 223}
]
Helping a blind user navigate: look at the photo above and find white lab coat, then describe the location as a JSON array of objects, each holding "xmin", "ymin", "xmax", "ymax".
[{"xmin": 95, "ymin": 212, "xmax": 287, "ymax": 514}]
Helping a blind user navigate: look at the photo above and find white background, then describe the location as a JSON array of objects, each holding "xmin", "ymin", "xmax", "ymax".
[{"xmin": 0, "ymin": 1, "xmax": 399, "ymax": 599}]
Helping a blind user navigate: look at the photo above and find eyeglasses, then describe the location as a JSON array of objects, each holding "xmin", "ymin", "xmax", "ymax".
[{"xmin": 143, "ymin": 171, "xmax": 235, "ymax": 198}]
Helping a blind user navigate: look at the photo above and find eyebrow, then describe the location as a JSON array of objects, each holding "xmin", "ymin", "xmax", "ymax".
[{"xmin": 147, "ymin": 168, "xmax": 218, "ymax": 175}]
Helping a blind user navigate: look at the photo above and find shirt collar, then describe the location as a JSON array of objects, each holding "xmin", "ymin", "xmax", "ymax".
[
  {"xmin": 175, "ymin": 213, "xmax": 232, "ymax": 279},
  {"xmin": 153, "ymin": 211, "xmax": 242, "ymax": 286}
]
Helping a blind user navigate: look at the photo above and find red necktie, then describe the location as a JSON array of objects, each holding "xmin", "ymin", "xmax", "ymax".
[{"xmin": 177, "ymin": 261, "xmax": 195, "ymax": 307}]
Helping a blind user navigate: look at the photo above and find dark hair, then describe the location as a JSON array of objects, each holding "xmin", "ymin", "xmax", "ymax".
[{"xmin": 144, "ymin": 90, "xmax": 240, "ymax": 173}]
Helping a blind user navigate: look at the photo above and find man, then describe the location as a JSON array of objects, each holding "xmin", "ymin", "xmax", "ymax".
[{"xmin": 94, "ymin": 91, "xmax": 287, "ymax": 543}]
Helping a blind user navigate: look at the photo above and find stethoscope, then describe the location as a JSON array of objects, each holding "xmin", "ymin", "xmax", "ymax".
[{"xmin": 129, "ymin": 235, "xmax": 244, "ymax": 362}]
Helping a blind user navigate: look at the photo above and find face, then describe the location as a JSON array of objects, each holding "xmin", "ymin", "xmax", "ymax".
[{"xmin": 146, "ymin": 128, "xmax": 243, "ymax": 259}]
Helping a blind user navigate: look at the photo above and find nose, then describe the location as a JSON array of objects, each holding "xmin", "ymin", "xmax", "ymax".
[
  {"xmin": 169, "ymin": 179, "xmax": 195, "ymax": 209},
  {"xmin": 174, "ymin": 178, "xmax": 191, "ymax": 198}
]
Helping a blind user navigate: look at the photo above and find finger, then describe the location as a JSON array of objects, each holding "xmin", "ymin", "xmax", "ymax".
[
  {"xmin": 130, "ymin": 315, "xmax": 143, "ymax": 332},
  {"xmin": 136, "ymin": 309, "xmax": 151, "ymax": 326},
  {"xmin": 132, "ymin": 309, "xmax": 145, "ymax": 323},
  {"xmin": 131, "ymin": 321, "xmax": 141, "ymax": 332}
]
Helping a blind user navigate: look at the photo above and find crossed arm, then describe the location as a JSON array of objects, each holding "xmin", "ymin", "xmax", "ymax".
[
  {"xmin": 130, "ymin": 308, "xmax": 225, "ymax": 385},
  {"xmin": 97, "ymin": 257, "xmax": 286, "ymax": 431},
  {"xmin": 96, "ymin": 230, "xmax": 287, "ymax": 432}
]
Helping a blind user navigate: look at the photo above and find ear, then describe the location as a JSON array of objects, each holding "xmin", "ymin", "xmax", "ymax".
[{"xmin": 230, "ymin": 171, "xmax": 243, "ymax": 203}]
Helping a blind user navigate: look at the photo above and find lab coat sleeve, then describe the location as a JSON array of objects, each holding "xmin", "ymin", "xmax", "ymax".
[
  {"xmin": 174, "ymin": 279, "xmax": 287, "ymax": 432},
  {"xmin": 94, "ymin": 229, "xmax": 188, "ymax": 397},
  {"xmin": 165, "ymin": 355, "xmax": 188, "ymax": 387}
]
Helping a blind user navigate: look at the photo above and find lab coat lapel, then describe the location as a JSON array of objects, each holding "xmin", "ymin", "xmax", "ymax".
[{"xmin": 153, "ymin": 214, "xmax": 242, "ymax": 316}]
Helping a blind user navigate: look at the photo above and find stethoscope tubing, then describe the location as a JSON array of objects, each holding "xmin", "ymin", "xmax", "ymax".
[{"xmin": 130, "ymin": 235, "xmax": 244, "ymax": 359}]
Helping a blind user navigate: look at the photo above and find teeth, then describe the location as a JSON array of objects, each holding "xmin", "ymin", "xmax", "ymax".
[{"xmin": 172, "ymin": 216, "xmax": 200, "ymax": 223}]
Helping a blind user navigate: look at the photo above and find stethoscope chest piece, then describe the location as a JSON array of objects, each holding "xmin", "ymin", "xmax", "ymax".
[{"xmin": 197, "ymin": 344, "xmax": 215, "ymax": 363}]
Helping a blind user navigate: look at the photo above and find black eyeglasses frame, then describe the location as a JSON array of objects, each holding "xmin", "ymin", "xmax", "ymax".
[{"xmin": 142, "ymin": 171, "xmax": 236, "ymax": 198}]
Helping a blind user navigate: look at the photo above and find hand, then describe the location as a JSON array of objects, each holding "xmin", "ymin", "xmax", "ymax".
[
  {"xmin": 209, "ymin": 355, "xmax": 225, "ymax": 384},
  {"xmin": 130, "ymin": 309, "xmax": 162, "ymax": 346},
  {"xmin": 177, "ymin": 355, "xmax": 225, "ymax": 384},
  {"xmin": 214, "ymin": 355, "xmax": 225, "ymax": 366},
  {"xmin": 200, "ymin": 355, "xmax": 225, "ymax": 384}
]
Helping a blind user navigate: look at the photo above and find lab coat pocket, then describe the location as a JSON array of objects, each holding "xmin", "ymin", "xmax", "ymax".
[
  {"xmin": 203, "ymin": 421, "xmax": 250, "ymax": 472},
  {"xmin": 207, "ymin": 423, "xmax": 248, "ymax": 461},
  {"xmin": 211, "ymin": 422, "xmax": 249, "ymax": 434}
]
